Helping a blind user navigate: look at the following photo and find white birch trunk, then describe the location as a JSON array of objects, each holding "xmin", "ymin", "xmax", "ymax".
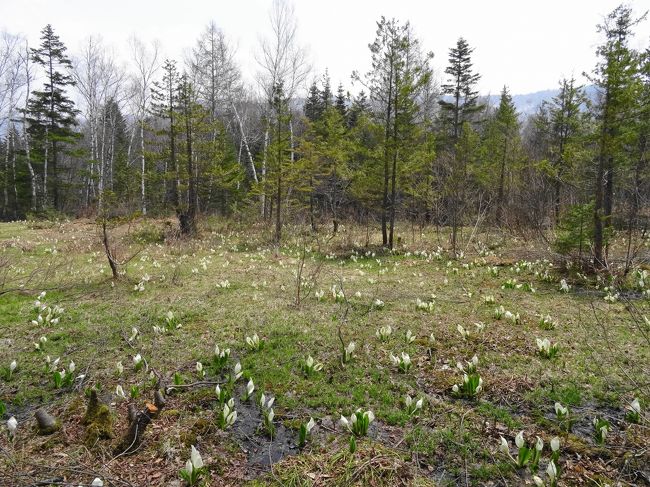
[{"xmin": 140, "ymin": 121, "xmax": 146, "ymax": 215}]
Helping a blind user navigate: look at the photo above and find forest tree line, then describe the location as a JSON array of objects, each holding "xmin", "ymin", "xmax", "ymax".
[{"xmin": 0, "ymin": 2, "xmax": 648, "ymax": 268}]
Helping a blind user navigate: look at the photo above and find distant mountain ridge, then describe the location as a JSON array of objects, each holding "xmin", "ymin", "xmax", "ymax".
[
  {"xmin": 487, "ymin": 89, "xmax": 558, "ymax": 115},
  {"xmin": 482, "ymin": 85, "xmax": 598, "ymax": 115}
]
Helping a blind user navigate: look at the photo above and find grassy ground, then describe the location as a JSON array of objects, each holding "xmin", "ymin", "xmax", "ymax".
[{"xmin": 0, "ymin": 218, "xmax": 648, "ymax": 486}]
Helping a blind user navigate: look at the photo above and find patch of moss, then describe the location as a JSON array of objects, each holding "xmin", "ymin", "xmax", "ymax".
[
  {"xmin": 82, "ymin": 389, "xmax": 100, "ymax": 425},
  {"xmin": 84, "ymin": 405, "xmax": 113, "ymax": 446},
  {"xmin": 161, "ymin": 408, "xmax": 181, "ymax": 417},
  {"xmin": 180, "ymin": 418, "xmax": 213, "ymax": 447}
]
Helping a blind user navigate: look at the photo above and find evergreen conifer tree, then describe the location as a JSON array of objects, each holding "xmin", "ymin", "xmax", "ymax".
[
  {"xmin": 334, "ymin": 83, "xmax": 348, "ymax": 119},
  {"xmin": 438, "ymin": 38, "xmax": 482, "ymax": 143},
  {"xmin": 151, "ymin": 59, "xmax": 180, "ymax": 209},
  {"xmin": 25, "ymin": 24, "xmax": 79, "ymax": 210}
]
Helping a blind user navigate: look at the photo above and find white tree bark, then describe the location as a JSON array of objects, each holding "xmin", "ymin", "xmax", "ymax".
[
  {"xmin": 74, "ymin": 36, "xmax": 125, "ymax": 211},
  {"xmin": 128, "ymin": 37, "xmax": 159, "ymax": 216}
]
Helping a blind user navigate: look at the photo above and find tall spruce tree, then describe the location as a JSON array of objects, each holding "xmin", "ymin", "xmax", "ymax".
[
  {"xmin": 438, "ymin": 37, "xmax": 482, "ymax": 254},
  {"xmin": 304, "ymin": 80, "xmax": 323, "ymax": 122},
  {"xmin": 488, "ymin": 86, "xmax": 520, "ymax": 225},
  {"xmin": 334, "ymin": 83, "xmax": 347, "ymax": 119},
  {"xmin": 268, "ymin": 81, "xmax": 291, "ymax": 243},
  {"xmin": 438, "ymin": 37, "xmax": 482, "ymax": 143},
  {"xmin": 320, "ymin": 70, "xmax": 332, "ymax": 111},
  {"xmin": 151, "ymin": 59, "xmax": 180, "ymax": 210},
  {"xmin": 356, "ymin": 17, "xmax": 432, "ymax": 248},
  {"xmin": 589, "ymin": 5, "xmax": 645, "ymax": 268},
  {"xmin": 176, "ymin": 74, "xmax": 200, "ymax": 235},
  {"xmin": 348, "ymin": 90, "xmax": 370, "ymax": 128},
  {"xmin": 539, "ymin": 78, "xmax": 590, "ymax": 223},
  {"xmin": 25, "ymin": 24, "xmax": 79, "ymax": 211}
]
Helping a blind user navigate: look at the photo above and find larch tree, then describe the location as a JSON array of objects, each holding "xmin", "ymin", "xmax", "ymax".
[
  {"xmin": 188, "ymin": 22, "xmax": 249, "ymax": 209},
  {"xmin": 268, "ymin": 80, "xmax": 291, "ymax": 242},
  {"xmin": 622, "ymin": 45, "xmax": 650, "ymax": 271}
]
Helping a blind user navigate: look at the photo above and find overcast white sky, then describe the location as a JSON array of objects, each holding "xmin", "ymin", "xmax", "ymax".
[{"xmin": 2, "ymin": 0, "xmax": 648, "ymax": 96}]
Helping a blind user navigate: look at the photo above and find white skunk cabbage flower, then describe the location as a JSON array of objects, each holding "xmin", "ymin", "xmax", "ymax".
[
  {"xmin": 499, "ymin": 436, "xmax": 509, "ymax": 454},
  {"xmin": 190, "ymin": 445, "xmax": 203, "ymax": 469},
  {"xmin": 515, "ymin": 430, "xmax": 525, "ymax": 449},
  {"xmin": 7, "ymin": 416, "xmax": 18, "ymax": 437},
  {"xmin": 551, "ymin": 436, "xmax": 560, "ymax": 452}
]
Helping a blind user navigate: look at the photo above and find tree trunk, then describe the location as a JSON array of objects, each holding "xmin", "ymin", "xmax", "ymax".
[
  {"xmin": 554, "ymin": 178, "xmax": 561, "ymax": 225},
  {"xmin": 388, "ymin": 92, "xmax": 398, "ymax": 250},
  {"xmin": 382, "ymin": 64, "xmax": 394, "ymax": 247},
  {"xmin": 496, "ymin": 137, "xmax": 508, "ymax": 225},
  {"xmin": 232, "ymin": 102, "xmax": 258, "ymax": 183},
  {"xmin": 140, "ymin": 120, "xmax": 147, "ymax": 215},
  {"xmin": 262, "ymin": 126, "xmax": 269, "ymax": 219},
  {"xmin": 183, "ymin": 104, "xmax": 197, "ymax": 235},
  {"xmin": 275, "ymin": 120, "xmax": 282, "ymax": 243},
  {"xmin": 593, "ymin": 89, "xmax": 612, "ymax": 270},
  {"xmin": 51, "ymin": 139, "xmax": 58, "ymax": 210}
]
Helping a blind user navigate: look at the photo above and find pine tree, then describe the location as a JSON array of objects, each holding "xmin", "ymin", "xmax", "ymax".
[{"xmin": 25, "ymin": 24, "xmax": 79, "ymax": 211}]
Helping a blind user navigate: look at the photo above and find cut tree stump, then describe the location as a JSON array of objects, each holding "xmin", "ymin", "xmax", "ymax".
[
  {"xmin": 127, "ymin": 404, "xmax": 138, "ymax": 424},
  {"xmin": 34, "ymin": 408, "xmax": 60, "ymax": 435},
  {"xmin": 114, "ymin": 391, "xmax": 166, "ymax": 456},
  {"xmin": 82, "ymin": 390, "xmax": 114, "ymax": 446},
  {"xmin": 82, "ymin": 389, "xmax": 100, "ymax": 425}
]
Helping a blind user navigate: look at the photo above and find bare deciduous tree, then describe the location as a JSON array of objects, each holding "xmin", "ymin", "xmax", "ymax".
[
  {"xmin": 127, "ymin": 36, "xmax": 159, "ymax": 215},
  {"xmin": 74, "ymin": 36, "xmax": 126, "ymax": 210},
  {"xmin": 255, "ymin": 0, "xmax": 310, "ymax": 230}
]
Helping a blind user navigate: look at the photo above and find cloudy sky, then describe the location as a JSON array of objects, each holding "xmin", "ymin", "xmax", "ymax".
[{"xmin": 2, "ymin": 0, "xmax": 648, "ymax": 96}]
